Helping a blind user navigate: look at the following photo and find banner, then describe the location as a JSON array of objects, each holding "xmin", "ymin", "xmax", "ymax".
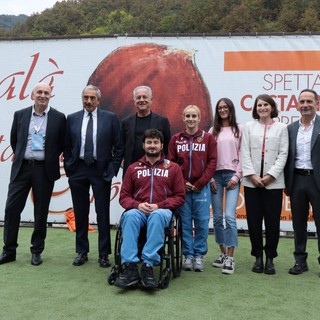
[{"xmin": 1, "ymin": 35, "xmax": 319, "ymax": 232}]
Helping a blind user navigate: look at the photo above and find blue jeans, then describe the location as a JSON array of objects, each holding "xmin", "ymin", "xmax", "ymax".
[
  {"xmin": 120, "ymin": 208, "xmax": 172, "ymax": 267},
  {"xmin": 177, "ymin": 183, "xmax": 210, "ymax": 257},
  {"xmin": 211, "ymin": 170, "xmax": 239, "ymax": 248}
]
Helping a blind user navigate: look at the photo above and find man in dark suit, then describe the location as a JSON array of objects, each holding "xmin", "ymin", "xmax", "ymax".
[
  {"xmin": 64, "ymin": 85, "xmax": 123, "ymax": 267},
  {"xmin": 285, "ymin": 88, "xmax": 320, "ymax": 275},
  {"xmin": 121, "ymin": 85, "xmax": 171, "ymax": 176},
  {"xmin": 0, "ymin": 82, "xmax": 66, "ymax": 266}
]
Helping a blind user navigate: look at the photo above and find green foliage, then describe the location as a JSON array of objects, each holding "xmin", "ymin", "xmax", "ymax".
[
  {"xmin": 0, "ymin": 14, "xmax": 28, "ymax": 30},
  {"xmin": 3, "ymin": 0, "xmax": 320, "ymax": 37}
]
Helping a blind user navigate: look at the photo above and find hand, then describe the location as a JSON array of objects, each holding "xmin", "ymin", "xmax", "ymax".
[
  {"xmin": 249, "ymin": 174, "xmax": 264, "ymax": 188},
  {"xmin": 138, "ymin": 202, "xmax": 158, "ymax": 215},
  {"xmin": 186, "ymin": 181, "xmax": 200, "ymax": 193},
  {"xmin": 185, "ymin": 181, "xmax": 194, "ymax": 192},
  {"xmin": 227, "ymin": 179, "xmax": 237, "ymax": 190},
  {"xmin": 261, "ymin": 174, "xmax": 275, "ymax": 186},
  {"xmin": 210, "ymin": 180, "xmax": 217, "ymax": 193}
]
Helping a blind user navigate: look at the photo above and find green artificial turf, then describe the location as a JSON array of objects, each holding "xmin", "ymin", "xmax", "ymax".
[{"xmin": 0, "ymin": 226, "xmax": 319, "ymax": 320}]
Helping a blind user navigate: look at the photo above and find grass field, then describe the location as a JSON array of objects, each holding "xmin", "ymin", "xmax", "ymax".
[{"xmin": 0, "ymin": 226, "xmax": 319, "ymax": 320}]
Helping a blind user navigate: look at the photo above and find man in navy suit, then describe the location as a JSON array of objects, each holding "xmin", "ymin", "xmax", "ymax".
[
  {"xmin": 285, "ymin": 89, "xmax": 320, "ymax": 275},
  {"xmin": 64, "ymin": 85, "xmax": 123, "ymax": 267},
  {"xmin": 0, "ymin": 82, "xmax": 66, "ymax": 266},
  {"xmin": 121, "ymin": 85, "xmax": 171, "ymax": 177}
]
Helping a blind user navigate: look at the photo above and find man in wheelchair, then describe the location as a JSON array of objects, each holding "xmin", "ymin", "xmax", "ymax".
[{"xmin": 114, "ymin": 129, "xmax": 185, "ymax": 289}]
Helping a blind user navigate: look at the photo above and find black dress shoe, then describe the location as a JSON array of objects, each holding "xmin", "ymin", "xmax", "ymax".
[
  {"xmin": 0, "ymin": 252, "xmax": 16, "ymax": 265},
  {"xmin": 264, "ymin": 258, "xmax": 276, "ymax": 275},
  {"xmin": 252, "ymin": 256, "xmax": 264, "ymax": 273},
  {"xmin": 31, "ymin": 253, "xmax": 42, "ymax": 266},
  {"xmin": 98, "ymin": 255, "xmax": 110, "ymax": 268},
  {"xmin": 289, "ymin": 262, "xmax": 308, "ymax": 275},
  {"xmin": 73, "ymin": 253, "xmax": 88, "ymax": 266}
]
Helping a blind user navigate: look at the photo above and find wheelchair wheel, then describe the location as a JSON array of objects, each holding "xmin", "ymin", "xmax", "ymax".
[
  {"xmin": 158, "ymin": 268, "xmax": 171, "ymax": 289},
  {"xmin": 114, "ymin": 227, "xmax": 122, "ymax": 265},
  {"xmin": 107, "ymin": 225, "xmax": 122, "ymax": 286},
  {"xmin": 172, "ymin": 215, "xmax": 182, "ymax": 277},
  {"xmin": 107, "ymin": 268, "xmax": 118, "ymax": 285}
]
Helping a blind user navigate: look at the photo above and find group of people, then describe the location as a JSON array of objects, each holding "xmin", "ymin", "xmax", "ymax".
[
  {"xmin": 0, "ymin": 82, "xmax": 319, "ymax": 290},
  {"xmin": 211, "ymin": 89, "xmax": 320, "ymax": 278},
  {"xmin": 0, "ymin": 82, "xmax": 124, "ymax": 268}
]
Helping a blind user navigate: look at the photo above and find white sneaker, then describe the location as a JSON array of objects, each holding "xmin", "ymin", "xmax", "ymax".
[
  {"xmin": 222, "ymin": 256, "xmax": 235, "ymax": 274},
  {"xmin": 193, "ymin": 255, "xmax": 205, "ymax": 272},
  {"xmin": 182, "ymin": 257, "xmax": 194, "ymax": 271},
  {"xmin": 212, "ymin": 253, "xmax": 226, "ymax": 268}
]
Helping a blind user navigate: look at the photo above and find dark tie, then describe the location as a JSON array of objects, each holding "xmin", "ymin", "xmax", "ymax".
[{"xmin": 84, "ymin": 112, "xmax": 94, "ymax": 165}]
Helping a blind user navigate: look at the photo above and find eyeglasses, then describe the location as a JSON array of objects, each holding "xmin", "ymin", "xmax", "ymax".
[{"xmin": 218, "ymin": 105, "xmax": 229, "ymax": 111}]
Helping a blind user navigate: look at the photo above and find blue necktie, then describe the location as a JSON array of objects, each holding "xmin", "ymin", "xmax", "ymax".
[{"xmin": 84, "ymin": 112, "xmax": 94, "ymax": 165}]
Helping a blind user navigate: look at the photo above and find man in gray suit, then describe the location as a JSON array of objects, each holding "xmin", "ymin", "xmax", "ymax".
[
  {"xmin": 285, "ymin": 88, "xmax": 320, "ymax": 275},
  {"xmin": 0, "ymin": 82, "xmax": 66, "ymax": 266}
]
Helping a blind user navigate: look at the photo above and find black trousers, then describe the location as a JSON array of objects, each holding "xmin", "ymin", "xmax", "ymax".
[
  {"xmin": 3, "ymin": 162, "xmax": 54, "ymax": 254},
  {"xmin": 244, "ymin": 187, "xmax": 283, "ymax": 259},
  {"xmin": 290, "ymin": 173, "xmax": 320, "ymax": 263},
  {"xmin": 68, "ymin": 161, "xmax": 112, "ymax": 256}
]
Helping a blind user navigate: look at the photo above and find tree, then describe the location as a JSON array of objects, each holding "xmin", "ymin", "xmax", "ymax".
[{"xmin": 299, "ymin": 6, "xmax": 320, "ymax": 31}]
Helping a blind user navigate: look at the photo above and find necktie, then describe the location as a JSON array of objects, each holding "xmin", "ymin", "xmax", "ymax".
[{"xmin": 84, "ymin": 112, "xmax": 94, "ymax": 165}]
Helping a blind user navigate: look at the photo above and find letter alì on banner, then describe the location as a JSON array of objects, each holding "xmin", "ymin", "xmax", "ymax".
[{"xmin": 1, "ymin": 34, "xmax": 319, "ymax": 232}]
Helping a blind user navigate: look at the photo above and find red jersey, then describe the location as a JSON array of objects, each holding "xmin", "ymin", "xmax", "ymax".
[
  {"xmin": 120, "ymin": 155, "xmax": 186, "ymax": 210},
  {"xmin": 168, "ymin": 129, "xmax": 217, "ymax": 190}
]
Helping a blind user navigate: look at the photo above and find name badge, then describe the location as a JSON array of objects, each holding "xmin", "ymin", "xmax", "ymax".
[{"xmin": 31, "ymin": 133, "xmax": 45, "ymax": 151}]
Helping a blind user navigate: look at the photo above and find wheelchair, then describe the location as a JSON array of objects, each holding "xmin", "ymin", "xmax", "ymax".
[{"xmin": 107, "ymin": 212, "xmax": 182, "ymax": 289}]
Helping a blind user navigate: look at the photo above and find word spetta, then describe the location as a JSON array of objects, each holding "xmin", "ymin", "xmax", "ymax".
[
  {"xmin": 0, "ymin": 53, "xmax": 64, "ymax": 100},
  {"xmin": 176, "ymin": 143, "xmax": 206, "ymax": 152},
  {"xmin": 137, "ymin": 168, "xmax": 169, "ymax": 178}
]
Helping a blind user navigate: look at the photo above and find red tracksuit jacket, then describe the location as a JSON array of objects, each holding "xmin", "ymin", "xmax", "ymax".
[
  {"xmin": 120, "ymin": 155, "xmax": 186, "ymax": 210},
  {"xmin": 168, "ymin": 129, "xmax": 217, "ymax": 191}
]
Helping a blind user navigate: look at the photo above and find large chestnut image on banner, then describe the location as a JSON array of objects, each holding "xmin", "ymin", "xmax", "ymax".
[{"xmin": 87, "ymin": 43, "xmax": 212, "ymax": 133}]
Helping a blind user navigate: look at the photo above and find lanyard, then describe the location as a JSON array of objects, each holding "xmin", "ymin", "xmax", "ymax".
[{"xmin": 32, "ymin": 113, "xmax": 45, "ymax": 134}]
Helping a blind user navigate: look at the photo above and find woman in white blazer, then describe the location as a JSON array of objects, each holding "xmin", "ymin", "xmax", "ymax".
[{"xmin": 241, "ymin": 94, "xmax": 288, "ymax": 275}]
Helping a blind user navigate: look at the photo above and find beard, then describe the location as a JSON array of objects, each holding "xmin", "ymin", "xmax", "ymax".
[{"xmin": 145, "ymin": 150, "xmax": 162, "ymax": 158}]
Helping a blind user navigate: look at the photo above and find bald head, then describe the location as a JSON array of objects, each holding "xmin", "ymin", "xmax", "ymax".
[{"xmin": 31, "ymin": 82, "xmax": 52, "ymax": 113}]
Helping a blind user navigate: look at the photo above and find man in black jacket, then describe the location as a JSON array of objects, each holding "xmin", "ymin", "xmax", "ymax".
[
  {"xmin": 0, "ymin": 82, "xmax": 66, "ymax": 266},
  {"xmin": 285, "ymin": 88, "xmax": 320, "ymax": 276},
  {"xmin": 121, "ymin": 85, "xmax": 171, "ymax": 177}
]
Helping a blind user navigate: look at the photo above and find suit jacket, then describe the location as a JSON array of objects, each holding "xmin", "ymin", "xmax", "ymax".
[
  {"xmin": 241, "ymin": 120, "xmax": 288, "ymax": 189},
  {"xmin": 10, "ymin": 106, "xmax": 66, "ymax": 183},
  {"xmin": 285, "ymin": 114, "xmax": 320, "ymax": 195},
  {"xmin": 121, "ymin": 111, "xmax": 171, "ymax": 175},
  {"xmin": 64, "ymin": 108, "xmax": 123, "ymax": 181}
]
